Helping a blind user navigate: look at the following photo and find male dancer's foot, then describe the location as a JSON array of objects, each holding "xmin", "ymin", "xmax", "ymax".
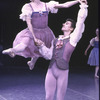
[{"xmin": 2, "ymin": 48, "xmax": 15, "ymax": 58}]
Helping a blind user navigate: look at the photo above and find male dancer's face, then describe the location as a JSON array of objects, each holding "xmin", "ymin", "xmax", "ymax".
[{"xmin": 61, "ymin": 21, "xmax": 73, "ymax": 33}]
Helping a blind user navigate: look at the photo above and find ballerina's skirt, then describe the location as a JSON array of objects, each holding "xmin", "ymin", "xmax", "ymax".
[
  {"xmin": 88, "ymin": 48, "xmax": 99, "ymax": 66},
  {"xmin": 13, "ymin": 27, "xmax": 55, "ymax": 58}
]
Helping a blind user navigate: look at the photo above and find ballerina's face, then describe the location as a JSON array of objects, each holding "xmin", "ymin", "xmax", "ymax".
[
  {"xmin": 96, "ymin": 28, "xmax": 99, "ymax": 37},
  {"xmin": 30, "ymin": 0, "xmax": 40, "ymax": 1}
]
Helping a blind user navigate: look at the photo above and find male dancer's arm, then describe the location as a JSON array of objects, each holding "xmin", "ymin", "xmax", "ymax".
[
  {"xmin": 70, "ymin": 0, "xmax": 88, "ymax": 47},
  {"xmin": 36, "ymin": 40, "xmax": 54, "ymax": 60},
  {"xmin": 37, "ymin": 1, "xmax": 88, "ymax": 59}
]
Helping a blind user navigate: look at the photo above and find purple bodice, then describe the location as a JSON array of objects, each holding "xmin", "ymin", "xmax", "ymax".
[
  {"xmin": 29, "ymin": 4, "xmax": 49, "ymax": 29},
  {"xmin": 94, "ymin": 41, "xmax": 99, "ymax": 48},
  {"xmin": 31, "ymin": 11, "xmax": 48, "ymax": 29}
]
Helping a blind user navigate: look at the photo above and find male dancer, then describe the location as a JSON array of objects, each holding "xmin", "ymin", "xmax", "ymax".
[{"xmin": 35, "ymin": 0, "xmax": 88, "ymax": 100}]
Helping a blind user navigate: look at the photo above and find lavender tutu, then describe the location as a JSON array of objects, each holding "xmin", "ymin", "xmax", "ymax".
[
  {"xmin": 88, "ymin": 41, "xmax": 99, "ymax": 66},
  {"xmin": 13, "ymin": 3, "xmax": 55, "ymax": 58}
]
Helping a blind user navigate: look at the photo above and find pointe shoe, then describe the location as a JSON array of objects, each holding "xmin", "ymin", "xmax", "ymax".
[
  {"xmin": 2, "ymin": 48, "xmax": 15, "ymax": 58},
  {"xmin": 27, "ymin": 61, "xmax": 35, "ymax": 70}
]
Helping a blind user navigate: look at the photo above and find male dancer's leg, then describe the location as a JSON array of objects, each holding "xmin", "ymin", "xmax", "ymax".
[
  {"xmin": 56, "ymin": 70, "xmax": 69, "ymax": 100},
  {"xmin": 45, "ymin": 68, "xmax": 56, "ymax": 100}
]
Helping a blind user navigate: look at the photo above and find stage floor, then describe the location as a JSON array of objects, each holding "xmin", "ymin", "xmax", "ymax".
[{"xmin": 0, "ymin": 66, "xmax": 99, "ymax": 100}]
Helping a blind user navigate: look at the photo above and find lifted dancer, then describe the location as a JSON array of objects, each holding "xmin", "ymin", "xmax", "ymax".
[{"xmin": 2, "ymin": 0, "xmax": 80, "ymax": 70}]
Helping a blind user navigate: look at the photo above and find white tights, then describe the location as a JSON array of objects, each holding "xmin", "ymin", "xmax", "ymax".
[
  {"xmin": 95, "ymin": 66, "xmax": 99, "ymax": 77},
  {"xmin": 12, "ymin": 43, "xmax": 27, "ymax": 54},
  {"xmin": 45, "ymin": 63, "xmax": 69, "ymax": 100}
]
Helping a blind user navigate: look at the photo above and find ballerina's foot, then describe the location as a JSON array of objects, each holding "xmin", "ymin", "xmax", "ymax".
[
  {"xmin": 95, "ymin": 75, "xmax": 99, "ymax": 79},
  {"xmin": 2, "ymin": 48, "xmax": 15, "ymax": 58},
  {"xmin": 27, "ymin": 61, "xmax": 35, "ymax": 70}
]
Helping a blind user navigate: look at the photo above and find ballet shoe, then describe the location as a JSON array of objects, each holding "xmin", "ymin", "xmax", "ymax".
[
  {"xmin": 27, "ymin": 61, "xmax": 35, "ymax": 70},
  {"xmin": 2, "ymin": 48, "xmax": 15, "ymax": 58},
  {"xmin": 95, "ymin": 75, "xmax": 99, "ymax": 79}
]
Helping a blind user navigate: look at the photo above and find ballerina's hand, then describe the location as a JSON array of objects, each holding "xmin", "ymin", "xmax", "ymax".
[
  {"xmin": 35, "ymin": 39, "xmax": 44, "ymax": 46},
  {"xmin": 80, "ymin": 0, "xmax": 87, "ymax": 4},
  {"xmin": 84, "ymin": 50, "xmax": 87, "ymax": 56}
]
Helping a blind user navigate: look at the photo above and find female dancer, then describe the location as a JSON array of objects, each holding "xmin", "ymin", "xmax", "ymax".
[
  {"xmin": 2, "ymin": 0, "xmax": 80, "ymax": 70},
  {"xmin": 85, "ymin": 28, "xmax": 99, "ymax": 78}
]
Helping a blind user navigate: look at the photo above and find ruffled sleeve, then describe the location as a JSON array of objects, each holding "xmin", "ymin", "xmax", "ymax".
[
  {"xmin": 90, "ymin": 38, "xmax": 95, "ymax": 46},
  {"xmin": 19, "ymin": 3, "xmax": 32, "ymax": 21},
  {"xmin": 38, "ymin": 40, "xmax": 54, "ymax": 60},
  {"xmin": 46, "ymin": 1, "xmax": 59, "ymax": 13}
]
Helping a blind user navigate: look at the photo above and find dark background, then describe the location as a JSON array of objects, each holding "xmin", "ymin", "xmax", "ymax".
[{"xmin": 0, "ymin": 0, "xmax": 99, "ymax": 69}]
